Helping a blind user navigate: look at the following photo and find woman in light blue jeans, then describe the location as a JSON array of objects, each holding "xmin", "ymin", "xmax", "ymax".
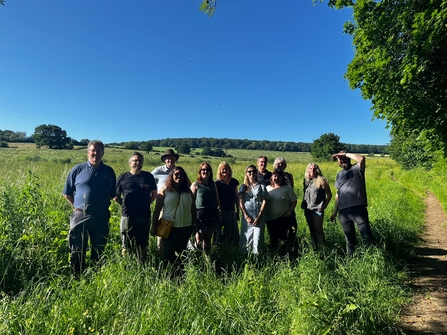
[{"xmin": 239, "ymin": 165, "xmax": 267, "ymax": 254}]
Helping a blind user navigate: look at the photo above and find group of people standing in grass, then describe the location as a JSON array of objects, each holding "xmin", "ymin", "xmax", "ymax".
[{"xmin": 62, "ymin": 141, "xmax": 373, "ymax": 277}]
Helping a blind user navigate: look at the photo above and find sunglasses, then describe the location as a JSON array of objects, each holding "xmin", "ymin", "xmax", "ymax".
[
  {"xmin": 246, "ymin": 170, "xmax": 256, "ymax": 174},
  {"xmin": 201, "ymin": 168, "xmax": 210, "ymax": 172},
  {"xmin": 173, "ymin": 173, "xmax": 184, "ymax": 177}
]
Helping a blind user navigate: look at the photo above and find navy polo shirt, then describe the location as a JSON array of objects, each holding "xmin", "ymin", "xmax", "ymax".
[{"xmin": 63, "ymin": 161, "xmax": 116, "ymax": 213}]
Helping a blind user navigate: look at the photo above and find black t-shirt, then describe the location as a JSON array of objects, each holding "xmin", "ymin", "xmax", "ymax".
[
  {"xmin": 116, "ymin": 171, "xmax": 157, "ymax": 217},
  {"xmin": 257, "ymin": 170, "xmax": 272, "ymax": 187},
  {"xmin": 215, "ymin": 178, "xmax": 240, "ymax": 211}
]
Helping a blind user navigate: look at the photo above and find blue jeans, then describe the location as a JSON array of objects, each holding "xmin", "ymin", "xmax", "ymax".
[{"xmin": 338, "ymin": 205, "xmax": 373, "ymax": 255}]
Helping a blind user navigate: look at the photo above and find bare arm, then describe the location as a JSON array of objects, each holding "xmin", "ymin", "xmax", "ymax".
[
  {"xmin": 234, "ymin": 186, "xmax": 240, "ymax": 219},
  {"xmin": 63, "ymin": 194, "xmax": 74, "ymax": 207},
  {"xmin": 288, "ymin": 173, "xmax": 295, "ymax": 189},
  {"xmin": 253, "ymin": 197, "xmax": 267, "ymax": 226},
  {"xmin": 348, "ymin": 153, "xmax": 365, "ymax": 170},
  {"xmin": 150, "ymin": 189, "xmax": 157, "ymax": 204},
  {"xmin": 214, "ymin": 182, "xmax": 221, "ymax": 210},
  {"xmin": 238, "ymin": 192, "xmax": 250, "ymax": 223},
  {"xmin": 190, "ymin": 191, "xmax": 197, "ymax": 225},
  {"xmin": 321, "ymin": 180, "xmax": 332, "ymax": 211},
  {"xmin": 150, "ymin": 191, "xmax": 165, "ymax": 236},
  {"xmin": 190, "ymin": 182, "xmax": 198, "ymax": 199},
  {"xmin": 285, "ymin": 199, "xmax": 297, "ymax": 217},
  {"xmin": 332, "ymin": 152, "xmax": 365, "ymax": 170},
  {"xmin": 330, "ymin": 192, "xmax": 339, "ymax": 222}
]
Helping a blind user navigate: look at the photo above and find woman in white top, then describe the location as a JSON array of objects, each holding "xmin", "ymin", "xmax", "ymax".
[
  {"xmin": 152, "ymin": 167, "xmax": 196, "ymax": 263},
  {"xmin": 266, "ymin": 169, "xmax": 297, "ymax": 252}
]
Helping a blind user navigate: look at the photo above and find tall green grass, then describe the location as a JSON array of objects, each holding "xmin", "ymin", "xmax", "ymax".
[{"xmin": 0, "ymin": 147, "xmax": 444, "ymax": 334}]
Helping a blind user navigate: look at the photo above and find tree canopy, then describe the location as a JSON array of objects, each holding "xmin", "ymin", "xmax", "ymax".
[
  {"xmin": 33, "ymin": 124, "xmax": 72, "ymax": 149},
  {"xmin": 328, "ymin": 0, "xmax": 447, "ymax": 154},
  {"xmin": 311, "ymin": 133, "xmax": 346, "ymax": 160}
]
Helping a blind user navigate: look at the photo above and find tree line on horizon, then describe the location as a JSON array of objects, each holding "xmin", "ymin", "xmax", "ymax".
[
  {"xmin": 0, "ymin": 127, "xmax": 389, "ymax": 156},
  {"xmin": 110, "ymin": 137, "xmax": 389, "ymax": 156}
]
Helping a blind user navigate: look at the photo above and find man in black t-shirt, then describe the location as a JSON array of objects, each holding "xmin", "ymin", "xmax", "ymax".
[
  {"xmin": 114, "ymin": 152, "xmax": 157, "ymax": 263},
  {"xmin": 257, "ymin": 156, "xmax": 272, "ymax": 186}
]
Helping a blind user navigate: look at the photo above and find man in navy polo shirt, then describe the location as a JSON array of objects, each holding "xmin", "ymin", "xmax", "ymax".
[
  {"xmin": 63, "ymin": 140, "xmax": 116, "ymax": 276},
  {"xmin": 114, "ymin": 152, "xmax": 157, "ymax": 263}
]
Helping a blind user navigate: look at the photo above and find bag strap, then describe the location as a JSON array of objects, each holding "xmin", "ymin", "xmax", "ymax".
[{"xmin": 173, "ymin": 193, "xmax": 181, "ymax": 219}]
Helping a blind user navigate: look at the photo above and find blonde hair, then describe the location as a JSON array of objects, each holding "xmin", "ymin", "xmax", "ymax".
[
  {"xmin": 242, "ymin": 164, "xmax": 257, "ymax": 194},
  {"xmin": 304, "ymin": 163, "xmax": 327, "ymax": 189},
  {"xmin": 216, "ymin": 161, "xmax": 233, "ymax": 180},
  {"xmin": 273, "ymin": 157, "xmax": 287, "ymax": 169}
]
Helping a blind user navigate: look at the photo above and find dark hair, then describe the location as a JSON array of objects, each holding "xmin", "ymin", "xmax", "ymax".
[
  {"xmin": 270, "ymin": 169, "xmax": 287, "ymax": 187},
  {"xmin": 196, "ymin": 162, "xmax": 213, "ymax": 184},
  {"xmin": 165, "ymin": 166, "xmax": 190, "ymax": 193}
]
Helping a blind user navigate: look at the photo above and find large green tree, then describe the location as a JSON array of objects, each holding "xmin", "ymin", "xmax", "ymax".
[
  {"xmin": 388, "ymin": 128, "xmax": 434, "ymax": 170},
  {"xmin": 311, "ymin": 133, "xmax": 346, "ymax": 160},
  {"xmin": 328, "ymin": 0, "xmax": 447, "ymax": 154},
  {"xmin": 33, "ymin": 124, "xmax": 71, "ymax": 149}
]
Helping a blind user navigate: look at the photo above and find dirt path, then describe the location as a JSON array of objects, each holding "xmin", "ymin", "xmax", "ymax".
[{"xmin": 399, "ymin": 192, "xmax": 447, "ymax": 334}]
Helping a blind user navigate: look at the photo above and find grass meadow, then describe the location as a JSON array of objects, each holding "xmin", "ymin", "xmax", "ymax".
[{"xmin": 0, "ymin": 145, "xmax": 445, "ymax": 334}]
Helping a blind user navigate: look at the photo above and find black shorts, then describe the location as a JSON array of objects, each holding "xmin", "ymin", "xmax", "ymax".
[{"xmin": 120, "ymin": 216, "xmax": 150, "ymax": 248}]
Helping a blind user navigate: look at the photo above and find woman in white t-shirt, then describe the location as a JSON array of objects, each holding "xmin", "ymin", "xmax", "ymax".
[
  {"xmin": 265, "ymin": 169, "xmax": 297, "ymax": 253},
  {"xmin": 151, "ymin": 166, "xmax": 196, "ymax": 264}
]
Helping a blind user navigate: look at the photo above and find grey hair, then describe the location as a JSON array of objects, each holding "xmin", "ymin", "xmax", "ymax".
[
  {"xmin": 273, "ymin": 157, "xmax": 287, "ymax": 168},
  {"xmin": 87, "ymin": 140, "xmax": 104, "ymax": 152},
  {"xmin": 129, "ymin": 151, "xmax": 144, "ymax": 163}
]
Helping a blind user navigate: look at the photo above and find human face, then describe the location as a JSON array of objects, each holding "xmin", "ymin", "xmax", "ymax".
[
  {"xmin": 164, "ymin": 155, "xmax": 176, "ymax": 169},
  {"xmin": 246, "ymin": 168, "xmax": 257, "ymax": 180},
  {"xmin": 307, "ymin": 164, "xmax": 317, "ymax": 179},
  {"xmin": 129, "ymin": 155, "xmax": 143, "ymax": 173},
  {"xmin": 275, "ymin": 161, "xmax": 286, "ymax": 171},
  {"xmin": 257, "ymin": 158, "xmax": 267, "ymax": 172},
  {"xmin": 272, "ymin": 173, "xmax": 282, "ymax": 185},
  {"xmin": 220, "ymin": 166, "xmax": 229, "ymax": 177},
  {"xmin": 173, "ymin": 170, "xmax": 184, "ymax": 184},
  {"xmin": 201, "ymin": 166, "xmax": 211, "ymax": 178},
  {"xmin": 337, "ymin": 157, "xmax": 351, "ymax": 170},
  {"xmin": 88, "ymin": 144, "xmax": 104, "ymax": 168}
]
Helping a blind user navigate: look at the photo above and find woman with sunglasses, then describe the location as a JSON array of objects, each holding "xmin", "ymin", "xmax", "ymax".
[
  {"xmin": 190, "ymin": 162, "xmax": 221, "ymax": 253},
  {"xmin": 239, "ymin": 164, "xmax": 268, "ymax": 254},
  {"xmin": 151, "ymin": 166, "xmax": 196, "ymax": 264}
]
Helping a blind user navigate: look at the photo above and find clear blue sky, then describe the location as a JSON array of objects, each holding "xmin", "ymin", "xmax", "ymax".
[{"xmin": 0, "ymin": 0, "xmax": 390, "ymax": 145}]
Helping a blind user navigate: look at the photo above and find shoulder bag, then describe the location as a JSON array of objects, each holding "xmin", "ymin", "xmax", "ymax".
[{"xmin": 157, "ymin": 193, "xmax": 181, "ymax": 239}]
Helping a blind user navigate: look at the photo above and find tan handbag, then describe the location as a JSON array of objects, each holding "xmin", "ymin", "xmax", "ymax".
[
  {"xmin": 156, "ymin": 193, "xmax": 180, "ymax": 239},
  {"xmin": 156, "ymin": 218, "xmax": 174, "ymax": 238}
]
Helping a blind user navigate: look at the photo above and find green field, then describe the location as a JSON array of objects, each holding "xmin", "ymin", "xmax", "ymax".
[{"xmin": 0, "ymin": 145, "xmax": 446, "ymax": 334}]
